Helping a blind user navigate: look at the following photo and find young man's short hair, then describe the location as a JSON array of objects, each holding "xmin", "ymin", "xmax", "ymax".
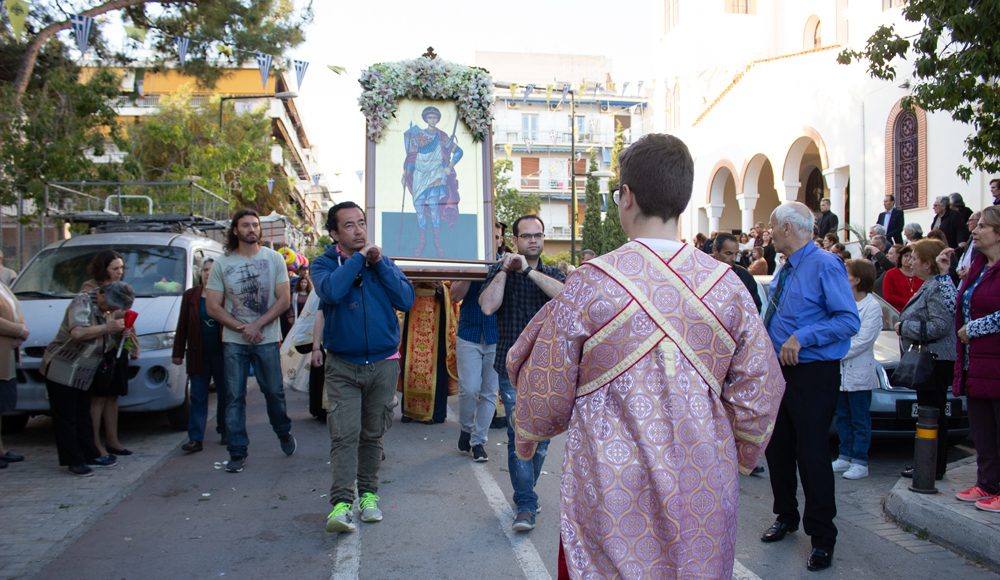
[
  {"xmin": 617, "ymin": 133, "xmax": 693, "ymax": 222},
  {"xmin": 512, "ymin": 215, "xmax": 545, "ymax": 237}
]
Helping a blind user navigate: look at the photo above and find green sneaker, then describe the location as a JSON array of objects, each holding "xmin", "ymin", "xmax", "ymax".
[
  {"xmin": 359, "ymin": 492, "xmax": 383, "ymax": 523},
  {"xmin": 325, "ymin": 501, "xmax": 356, "ymax": 533}
]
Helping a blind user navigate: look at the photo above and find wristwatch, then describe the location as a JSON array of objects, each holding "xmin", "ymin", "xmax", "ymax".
[{"xmin": 523, "ymin": 265, "xmax": 533, "ymax": 275}]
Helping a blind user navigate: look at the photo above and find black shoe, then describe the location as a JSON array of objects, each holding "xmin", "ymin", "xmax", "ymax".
[
  {"xmin": 900, "ymin": 466, "xmax": 945, "ymax": 480},
  {"xmin": 279, "ymin": 434, "xmax": 297, "ymax": 456},
  {"xmin": 761, "ymin": 520, "xmax": 798, "ymax": 543},
  {"xmin": 226, "ymin": 458, "xmax": 245, "ymax": 473},
  {"xmin": 472, "ymin": 444, "xmax": 488, "ymax": 462},
  {"xmin": 106, "ymin": 446, "xmax": 133, "ymax": 456},
  {"xmin": 458, "ymin": 431, "xmax": 471, "ymax": 453},
  {"xmin": 181, "ymin": 440, "xmax": 203, "ymax": 453},
  {"xmin": 2, "ymin": 451, "xmax": 24, "ymax": 462},
  {"xmin": 87, "ymin": 455, "xmax": 117, "ymax": 467},
  {"xmin": 807, "ymin": 547, "xmax": 834, "ymax": 571},
  {"xmin": 68, "ymin": 464, "xmax": 94, "ymax": 477}
]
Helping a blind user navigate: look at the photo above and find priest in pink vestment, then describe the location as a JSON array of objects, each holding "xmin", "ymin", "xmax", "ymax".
[{"xmin": 508, "ymin": 134, "xmax": 785, "ymax": 579}]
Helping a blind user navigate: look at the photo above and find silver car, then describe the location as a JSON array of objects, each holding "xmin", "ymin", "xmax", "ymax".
[
  {"xmin": 5, "ymin": 232, "xmax": 224, "ymax": 433},
  {"xmin": 754, "ymin": 274, "xmax": 968, "ymax": 438}
]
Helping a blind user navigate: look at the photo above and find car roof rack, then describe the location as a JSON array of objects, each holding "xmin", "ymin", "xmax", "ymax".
[{"xmin": 43, "ymin": 181, "xmax": 229, "ymax": 233}]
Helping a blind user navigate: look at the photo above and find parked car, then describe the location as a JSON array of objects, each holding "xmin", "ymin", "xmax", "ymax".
[
  {"xmin": 4, "ymin": 232, "xmax": 224, "ymax": 433},
  {"xmin": 754, "ymin": 274, "xmax": 968, "ymax": 438}
]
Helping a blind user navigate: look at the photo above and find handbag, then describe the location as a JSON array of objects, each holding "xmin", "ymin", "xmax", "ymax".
[{"xmin": 894, "ymin": 320, "xmax": 936, "ymax": 389}]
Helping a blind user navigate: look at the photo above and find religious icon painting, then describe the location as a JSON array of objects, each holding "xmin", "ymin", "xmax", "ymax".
[{"xmin": 367, "ymin": 99, "xmax": 494, "ymax": 274}]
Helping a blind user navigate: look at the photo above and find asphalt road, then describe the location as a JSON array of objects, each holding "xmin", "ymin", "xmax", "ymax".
[{"xmin": 13, "ymin": 387, "xmax": 997, "ymax": 580}]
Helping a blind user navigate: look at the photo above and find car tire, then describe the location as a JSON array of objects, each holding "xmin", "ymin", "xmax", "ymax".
[{"xmin": 0, "ymin": 413, "xmax": 29, "ymax": 434}]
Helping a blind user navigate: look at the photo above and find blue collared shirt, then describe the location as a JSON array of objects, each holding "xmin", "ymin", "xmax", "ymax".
[
  {"xmin": 766, "ymin": 242, "xmax": 860, "ymax": 363},
  {"xmin": 457, "ymin": 280, "xmax": 498, "ymax": 345}
]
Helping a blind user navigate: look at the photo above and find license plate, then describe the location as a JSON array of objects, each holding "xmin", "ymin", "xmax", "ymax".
[{"xmin": 911, "ymin": 402, "xmax": 952, "ymax": 418}]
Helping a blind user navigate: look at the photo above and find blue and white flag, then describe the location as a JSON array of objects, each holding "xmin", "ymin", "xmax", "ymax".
[
  {"xmin": 522, "ymin": 84, "xmax": 534, "ymax": 103},
  {"xmin": 70, "ymin": 14, "xmax": 94, "ymax": 55},
  {"xmin": 621, "ymin": 81, "xmax": 630, "ymax": 96},
  {"xmin": 637, "ymin": 80, "xmax": 644, "ymax": 94},
  {"xmin": 267, "ymin": 177, "xmax": 275, "ymax": 194},
  {"xmin": 175, "ymin": 36, "xmax": 191, "ymax": 67},
  {"xmin": 558, "ymin": 83, "xmax": 570, "ymax": 107},
  {"xmin": 293, "ymin": 59, "xmax": 309, "ymax": 90},
  {"xmin": 312, "ymin": 174, "xmax": 322, "ymax": 186},
  {"xmin": 256, "ymin": 52, "xmax": 273, "ymax": 89}
]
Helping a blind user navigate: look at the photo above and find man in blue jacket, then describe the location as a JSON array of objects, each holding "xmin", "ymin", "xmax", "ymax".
[{"xmin": 312, "ymin": 201, "xmax": 415, "ymax": 534}]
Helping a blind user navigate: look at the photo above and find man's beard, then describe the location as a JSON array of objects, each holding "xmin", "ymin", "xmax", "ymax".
[{"xmin": 238, "ymin": 233, "xmax": 258, "ymax": 244}]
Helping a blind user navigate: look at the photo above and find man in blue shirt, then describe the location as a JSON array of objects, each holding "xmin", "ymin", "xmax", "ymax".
[
  {"xmin": 312, "ymin": 202, "xmax": 415, "ymax": 534},
  {"xmin": 759, "ymin": 201, "xmax": 860, "ymax": 572},
  {"xmin": 450, "ymin": 224, "xmax": 506, "ymax": 462}
]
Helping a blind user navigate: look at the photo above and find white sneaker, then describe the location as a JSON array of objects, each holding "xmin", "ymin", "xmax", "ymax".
[
  {"xmin": 843, "ymin": 464, "xmax": 869, "ymax": 480},
  {"xmin": 831, "ymin": 458, "xmax": 851, "ymax": 472}
]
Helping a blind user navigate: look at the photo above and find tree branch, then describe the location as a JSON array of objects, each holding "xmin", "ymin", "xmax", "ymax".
[{"xmin": 13, "ymin": 0, "xmax": 190, "ymax": 101}]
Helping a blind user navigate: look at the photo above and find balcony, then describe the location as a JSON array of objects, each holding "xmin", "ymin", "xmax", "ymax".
[
  {"xmin": 494, "ymin": 127, "xmax": 634, "ymax": 146},
  {"xmin": 518, "ymin": 177, "xmax": 589, "ymax": 193}
]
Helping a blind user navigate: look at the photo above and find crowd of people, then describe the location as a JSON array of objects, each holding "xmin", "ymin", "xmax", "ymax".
[{"xmin": 1, "ymin": 140, "xmax": 997, "ymax": 578}]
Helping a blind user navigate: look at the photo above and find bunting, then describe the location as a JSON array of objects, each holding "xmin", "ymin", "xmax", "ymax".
[
  {"xmin": 559, "ymin": 83, "xmax": 569, "ymax": 107},
  {"xmin": 124, "ymin": 24, "xmax": 147, "ymax": 43},
  {"xmin": 621, "ymin": 81, "xmax": 630, "ymax": 96},
  {"xmin": 267, "ymin": 177, "xmax": 276, "ymax": 194},
  {"xmin": 637, "ymin": 80, "xmax": 644, "ymax": 94},
  {"xmin": 256, "ymin": 52, "xmax": 273, "ymax": 89},
  {"xmin": 355, "ymin": 170, "xmax": 364, "ymax": 183},
  {"xmin": 175, "ymin": 36, "xmax": 191, "ymax": 67},
  {"xmin": 293, "ymin": 59, "xmax": 309, "ymax": 89},
  {"xmin": 545, "ymin": 84, "xmax": 553, "ymax": 106},
  {"xmin": 509, "ymin": 83, "xmax": 519, "ymax": 100},
  {"xmin": 503, "ymin": 143, "xmax": 513, "ymax": 158},
  {"xmin": 5, "ymin": 0, "xmax": 27, "ymax": 38},
  {"xmin": 522, "ymin": 84, "xmax": 534, "ymax": 103},
  {"xmin": 312, "ymin": 173, "xmax": 322, "ymax": 186},
  {"xmin": 70, "ymin": 14, "xmax": 95, "ymax": 55}
]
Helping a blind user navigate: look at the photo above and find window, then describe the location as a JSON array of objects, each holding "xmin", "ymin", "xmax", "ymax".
[
  {"xmin": 521, "ymin": 113, "xmax": 539, "ymax": 141},
  {"xmin": 567, "ymin": 115, "xmax": 586, "ymax": 138},
  {"xmin": 893, "ymin": 111, "xmax": 919, "ymax": 210},
  {"xmin": 882, "ymin": 0, "xmax": 905, "ymax": 10},
  {"xmin": 804, "ymin": 16, "xmax": 821, "ymax": 49},
  {"xmin": 520, "ymin": 157, "xmax": 540, "ymax": 190},
  {"xmin": 725, "ymin": 0, "xmax": 755, "ymax": 14},
  {"xmin": 664, "ymin": 0, "xmax": 679, "ymax": 33}
]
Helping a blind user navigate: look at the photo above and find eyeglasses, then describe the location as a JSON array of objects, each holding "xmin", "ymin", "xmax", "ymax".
[{"xmin": 517, "ymin": 232, "xmax": 544, "ymax": 240}]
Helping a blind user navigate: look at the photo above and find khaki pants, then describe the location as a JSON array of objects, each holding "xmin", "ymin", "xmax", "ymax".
[{"xmin": 326, "ymin": 355, "xmax": 399, "ymax": 505}]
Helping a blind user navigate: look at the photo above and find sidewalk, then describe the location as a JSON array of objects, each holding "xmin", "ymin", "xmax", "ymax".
[
  {"xmin": 884, "ymin": 457, "xmax": 1000, "ymax": 573},
  {"xmin": 0, "ymin": 414, "xmax": 191, "ymax": 579}
]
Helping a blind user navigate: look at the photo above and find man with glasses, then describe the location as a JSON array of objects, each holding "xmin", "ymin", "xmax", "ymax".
[
  {"xmin": 507, "ymin": 134, "xmax": 784, "ymax": 578},
  {"xmin": 312, "ymin": 201, "xmax": 415, "ymax": 534},
  {"xmin": 479, "ymin": 215, "xmax": 566, "ymax": 533}
]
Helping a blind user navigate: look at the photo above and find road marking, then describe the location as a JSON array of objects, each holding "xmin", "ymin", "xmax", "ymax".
[
  {"xmin": 732, "ymin": 560, "xmax": 762, "ymax": 580},
  {"xmin": 472, "ymin": 464, "xmax": 552, "ymax": 580},
  {"xmin": 329, "ymin": 514, "xmax": 361, "ymax": 580}
]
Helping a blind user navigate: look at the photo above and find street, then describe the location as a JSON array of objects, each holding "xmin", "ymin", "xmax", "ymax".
[{"xmin": 2, "ymin": 386, "xmax": 995, "ymax": 580}]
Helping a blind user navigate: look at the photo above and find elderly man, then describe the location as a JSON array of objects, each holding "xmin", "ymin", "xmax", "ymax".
[
  {"xmin": 761, "ymin": 201, "xmax": 860, "ymax": 572},
  {"xmin": 508, "ymin": 134, "xmax": 784, "ymax": 578},
  {"xmin": 929, "ymin": 195, "xmax": 968, "ymax": 250}
]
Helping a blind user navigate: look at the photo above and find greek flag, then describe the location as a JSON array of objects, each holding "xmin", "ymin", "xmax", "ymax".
[
  {"xmin": 175, "ymin": 36, "xmax": 190, "ymax": 67},
  {"xmin": 293, "ymin": 59, "xmax": 309, "ymax": 89},
  {"xmin": 70, "ymin": 14, "xmax": 94, "ymax": 55},
  {"xmin": 559, "ymin": 83, "xmax": 569, "ymax": 107},
  {"xmin": 267, "ymin": 177, "xmax": 276, "ymax": 194},
  {"xmin": 256, "ymin": 52, "xmax": 273, "ymax": 89},
  {"xmin": 522, "ymin": 84, "xmax": 534, "ymax": 103}
]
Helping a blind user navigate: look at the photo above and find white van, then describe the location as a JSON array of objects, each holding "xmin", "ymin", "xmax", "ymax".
[{"xmin": 6, "ymin": 231, "xmax": 224, "ymax": 433}]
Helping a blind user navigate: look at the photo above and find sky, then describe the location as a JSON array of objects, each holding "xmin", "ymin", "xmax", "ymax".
[{"xmin": 292, "ymin": 0, "xmax": 659, "ymax": 203}]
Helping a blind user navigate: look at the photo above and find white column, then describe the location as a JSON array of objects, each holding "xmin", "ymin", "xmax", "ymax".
[
  {"xmin": 707, "ymin": 203, "xmax": 725, "ymax": 233},
  {"xmin": 823, "ymin": 167, "xmax": 850, "ymax": 235},
  {"xmin": 736, "ymin": 192, "xmax": 759, "ymax": 234},
  {"xmin": 783, "ymin": 181, "xmax": 801, "ymax": 202}
]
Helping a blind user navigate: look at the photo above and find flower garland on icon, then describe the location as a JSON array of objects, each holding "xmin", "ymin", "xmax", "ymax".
[{"xmin": 358, "ymin": 51, "xmax": 494, "ymax": 143}]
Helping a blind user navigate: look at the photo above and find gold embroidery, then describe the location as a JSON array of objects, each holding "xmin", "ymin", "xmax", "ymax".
[{"xmin": 577, "ymin": 330, "xmax": 664, "ymax": 397}]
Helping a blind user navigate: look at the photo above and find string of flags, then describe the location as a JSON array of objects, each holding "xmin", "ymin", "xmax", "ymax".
[{"xmin": 63, "ymin": 12, "xmax": 315, "ymax": 91}]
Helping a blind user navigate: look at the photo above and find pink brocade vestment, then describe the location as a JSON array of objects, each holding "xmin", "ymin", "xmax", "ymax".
[{"xmin": 507, "ymin": 242, "xmax": 785, "ymax": 579}]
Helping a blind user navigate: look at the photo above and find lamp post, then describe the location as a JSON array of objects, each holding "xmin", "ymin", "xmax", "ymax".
[{"xmin": 217, "ymin": 91, "xmax": 297, "ymax": 130}]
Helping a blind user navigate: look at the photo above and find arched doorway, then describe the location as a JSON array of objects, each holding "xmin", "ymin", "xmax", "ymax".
[
  {"xmin": 743, "ymin": 154, "xmax": 779, "ymax": 229},
  {"xmin": 782, "ymin": 132, "xmax": 829, "ymax": 210},
  {"xmin": 707, "ymin": 163, "xmax": 741, "ymax": 234}
]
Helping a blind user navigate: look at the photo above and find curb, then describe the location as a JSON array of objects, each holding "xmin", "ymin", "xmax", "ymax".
[{"xmin": 883, "ymin": 457, "xmax": 1000, "ymax": 573}]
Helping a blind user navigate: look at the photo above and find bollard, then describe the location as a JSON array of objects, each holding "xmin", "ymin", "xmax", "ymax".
[{"xmin": 909, "ymin": 405, "xmax": 939, "ymax": 494}]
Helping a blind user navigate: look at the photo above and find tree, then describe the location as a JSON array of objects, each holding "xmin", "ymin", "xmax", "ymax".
[
  {"xmin": 580, "ymin": 151, "xmax": 604, "ymax": 259},
  {"xmin": 493, "ymin": 157, "xmax": 540, "ymax": 231},
  {"xmin": 838, "ymin": 1, "xmax": 1000, "ymax": 179},
  {"xmin": 10, "ymin": 0, "xmax": 313, "ymax": 102},
  {"xmin": 122, "ymin": 89, "xmax": 289, "ymax": 213},
  {"xmin": 0, "ymin": 38, "xmax": 121, "ymax": 208},
  {"xmin": 601, "ymin": 122, "xmax": 628, "ymax": 252}
]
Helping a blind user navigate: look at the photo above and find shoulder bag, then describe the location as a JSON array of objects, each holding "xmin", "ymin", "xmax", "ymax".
[{"xmin": 894, "ymin": 320, "xmax": 936, "ymax": 389}]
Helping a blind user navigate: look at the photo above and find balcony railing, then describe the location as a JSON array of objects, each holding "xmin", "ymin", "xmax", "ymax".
[
  {"xmin": 518, "ymin": 177, "xmax": 588, "ymax": 192},
  {"xmin": 495, "ymin": 127, "xmax": 634, "ymax": 146}
]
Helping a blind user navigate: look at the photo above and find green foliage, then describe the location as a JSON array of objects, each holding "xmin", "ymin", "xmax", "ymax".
[
  {"xmin": 0, "ymin": 40, "xmax": 121, "ymax": 208},
  {"xmin": 580, "ymin": 151, "xmax": 604, "ymax": 261},
  {"xmin": 540, "ymin": 251, "xmax": 571, "ymax": 267},
  {"xmin": 493, "ymin": 157, "xmax": 540, "ymax": 229},
  {"xmin": 839, "ymin": 1, "xmax": 1000, "ymax": 179},
  {"xmin": 601, "ymin": 123, "xmax": 628, "ymax": 252},
  {"xmin": 121, "ymin": 90, "xmax": 287, "ymax": 213}
]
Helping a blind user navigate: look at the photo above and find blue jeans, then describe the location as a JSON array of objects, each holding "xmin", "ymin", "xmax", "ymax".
[
  {"xmin": 223, "ymin": 342, "xmax": 291, "ymax": 460},
  {"xmin": 499, "ymin": 373, "xmax": 548, "ymax": 514},
  {"xmin": 188, "ymin": 351, "xmax": 226, "ymax": 442},
  {"xmin": 835, "ymin": 390, "xmax": 872, "ymax": 465},
  {"xmin": 457, "ymin": 337, "xmax": 499, "ymax": 446}
]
